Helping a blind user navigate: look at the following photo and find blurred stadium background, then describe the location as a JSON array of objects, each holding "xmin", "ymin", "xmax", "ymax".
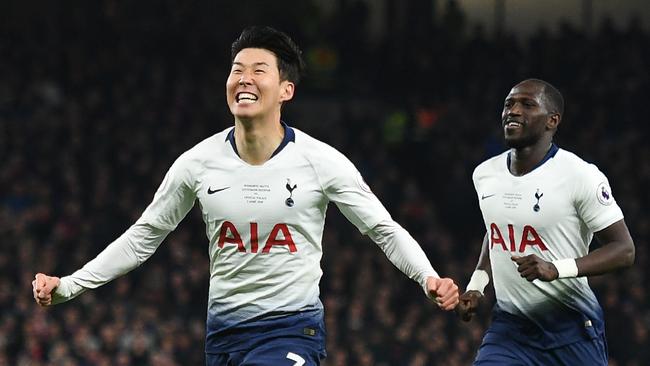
[{"xmin": 1, "ymin": 0, "xmax": 648, "ymax": 365}]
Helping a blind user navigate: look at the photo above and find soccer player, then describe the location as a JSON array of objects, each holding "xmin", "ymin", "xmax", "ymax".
[
  {"xmin": 457, "ymin": 79, "xmax": 635, "ymax": 365},
  {"xmin": 31, "ymin": 26, "xmax": 459, "ymax": 365}
]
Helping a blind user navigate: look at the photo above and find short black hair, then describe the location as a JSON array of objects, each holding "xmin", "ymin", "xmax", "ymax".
[
  {"xmin": 520, "ymin": 78, "xmax": 565, "ymax": 116},
  {"xmin": 231, "ymin": 26, "xmax": 305, "ymax": 84}
]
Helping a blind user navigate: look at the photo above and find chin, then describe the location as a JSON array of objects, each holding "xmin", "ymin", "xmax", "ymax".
[
  {"xmin": 504, "ymin": 138, "xmax": 525, "ymax": 149},
  {"xmin": 504, "ymin": 135, "xmax": 539, "ymax": 149},
  {"xmin": 231, "ymin": 107, "xmax": 258, "ymax": 120}
]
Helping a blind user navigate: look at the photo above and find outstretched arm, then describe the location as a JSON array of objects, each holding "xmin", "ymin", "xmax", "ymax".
[
  {"xmin": 32, "ymin": 221, "xmax": 170, "ymax": 306},
  {"xmin": 315, "ymin": 148, "xmax": 458, "ymax": 310},
  {"xmin": 457, "ymin": 233, "xmax": 490, "ymax": 321},
  {"xmin": 367, "ymin": 220, "xmax": 459, "ymax": 311},
  {"xmin": 511, "ymin": 219, "xmax": 634, "ymax": 281},
  {"xmin": 32, "ymin": 153, "xmax": 197, "ymax": 306}
]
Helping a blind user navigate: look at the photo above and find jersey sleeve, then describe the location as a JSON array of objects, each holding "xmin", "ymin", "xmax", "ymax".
[
  {"xmin": 313, "ymin": 146, "xmax": 441, "ymax": 294},
  {"xmin": 367, "ymin": 220, "xmax": 440, "ymax": 295},
  {"xmin": 53, "ymin": 221, "xmax": 170, "ymax": 304},
  {"xmin": 315, "ymin": 148, "xmax": 391, "ymax": 233},
  {"xmin": 574, "ymin": 163, "xmax": 624, "ymax": 232},
  {"xmin": 139, "ymin": 154, "xmax": 198, "ymax": 230}
]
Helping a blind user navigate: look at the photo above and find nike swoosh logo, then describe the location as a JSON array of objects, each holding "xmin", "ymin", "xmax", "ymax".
[
  {"xmin": 207, "ymin": 187, "xmax": 230, "ymax": 194},
  {"xmin": 481, "ymin": 194, "xmax": 496, "ymax": 200}
]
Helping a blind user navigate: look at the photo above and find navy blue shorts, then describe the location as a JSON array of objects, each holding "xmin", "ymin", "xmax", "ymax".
[
  {"xmin": 473, "ymin": 331, "xmax": 608, "ymax": 366},
  {"xmin": 206, "ymin": 336, "xmax": 322, "ymax": 366},
  {"xmin": 205, "ymin": 311, "xmax": 326, "ymax": 366}
]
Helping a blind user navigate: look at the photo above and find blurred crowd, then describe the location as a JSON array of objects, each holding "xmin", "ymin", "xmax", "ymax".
[{"xmin": 1, "ymin": 1, "xmax": 649, "ymax": 365}]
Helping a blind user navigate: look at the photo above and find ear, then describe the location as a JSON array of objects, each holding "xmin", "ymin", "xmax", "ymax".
[
  {"xmin": 546, "ymin": 113, "xmax": 561, "ymax": 130},
  {"xmin": 279, "ymin": 80, "xmax": 295, "ymax": 103}
]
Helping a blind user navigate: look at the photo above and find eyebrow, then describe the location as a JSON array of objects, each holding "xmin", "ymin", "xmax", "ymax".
[
  {"xmin": 505, "ymin": 96, "xmax": 537, "ymax": 103},
  {"xmin": 232, "ymin": 62, "xmax": 270, "ymax": 67}
]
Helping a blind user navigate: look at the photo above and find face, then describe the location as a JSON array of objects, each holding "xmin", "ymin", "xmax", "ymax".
[
  {"xmin": 501, "ymin": 82, "xmax": 557, "ymax": 149},
  {"xmin": 226, "ymin": 48, "xmax": 294, "ymax": 121}
]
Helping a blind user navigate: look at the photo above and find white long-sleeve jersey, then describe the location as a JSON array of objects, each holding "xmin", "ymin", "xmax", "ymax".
[
  {"xmin": 473, "ymin": 145, "xmax": 623, "ymax": 348},
  {"xmin": 54, "ymin": 124, "xmax": 439, "ymax": 350}
]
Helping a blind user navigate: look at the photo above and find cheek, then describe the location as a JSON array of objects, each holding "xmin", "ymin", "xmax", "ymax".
[
  {"xmin": 225, "ymin": 80, "xmax": 238, "ymax": 100},
  {"xmin": 225, "ymin": 79, "xmax": 236, "ymax": 91}
]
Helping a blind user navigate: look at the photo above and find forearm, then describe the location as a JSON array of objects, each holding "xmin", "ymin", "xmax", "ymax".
[
  {"xmin": 367, "ymin": 220, "xmax": 439, "ymax": 294},
  {"xmin": 466, "ymin": 234, "xmax": 491, "ymax": 294},
  {"xmin": 475, "ymin": 233, "xmax": 490, "ymax": 271},
  {"xmin": 555, "ymin": 219, "xmax": 635, "ymax": 278},
  {"xmin": 53, "ymin": 220, "xmax": 170, "ymax": 304},
  {"xmin": 576, "ymin": 241, "xmax": 635, "ymax": 277}
]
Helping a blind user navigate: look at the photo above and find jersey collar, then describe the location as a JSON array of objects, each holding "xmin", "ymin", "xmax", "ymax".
[
  {"xmin": 506, "ymin": 143, "xmax": 559, "ymax": 173},
  {"xmin": 226, "ymin": 121, "xmax": 296, "ymax": 159}
]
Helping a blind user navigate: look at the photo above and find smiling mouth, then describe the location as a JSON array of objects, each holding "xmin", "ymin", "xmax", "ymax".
[
  {"xmin": 236, "ymin": 92, "xmax": 258, "ymax": 104},
  {"xmin": 504, "ymin": 120, "xmax": 524, "ymax": 129}
]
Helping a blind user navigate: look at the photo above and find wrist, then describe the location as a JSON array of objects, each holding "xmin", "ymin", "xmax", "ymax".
[
  {"xmin": 552, "ymin": 258, "xmax": 579, "ymax": 278},
  {"xmin": 422, "ymin": 273, "xmax": 439, "ymax": 297},
  {"xmin": 466, "ymin": 270, "xmax": 489, "ymax": 295}
]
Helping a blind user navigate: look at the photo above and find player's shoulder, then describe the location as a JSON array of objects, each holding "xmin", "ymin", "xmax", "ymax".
[
  {"xmin": 554, "ymin": 148, "xmax": 603, "ymax": 177},
  {"xmin": 292, "ymin": 127, "xmax": 350, "ymax": 163},
  {"xmin": 473, "ymin": 150, "xmax": 508, "ymax": 180}
]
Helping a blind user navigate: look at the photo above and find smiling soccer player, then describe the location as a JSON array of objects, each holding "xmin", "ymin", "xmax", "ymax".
[
  {"xmin": 458, "ymin": 79, "xmax": 635, "ymax": 366},
  {"xmin": 32, "ymin": 26, "xmax": 459, "ymax": 366}
]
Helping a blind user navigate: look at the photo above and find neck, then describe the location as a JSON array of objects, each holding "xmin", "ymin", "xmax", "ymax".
[
  {"xmin": 509, "ymin": 141, "xmax": 553, "ymax": 176},
  {"xmin": 234, "ymin": 115, "xmax": 284, "ymax": 165}
]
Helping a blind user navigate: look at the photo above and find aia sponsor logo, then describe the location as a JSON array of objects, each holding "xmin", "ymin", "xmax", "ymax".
[
  {"xmin": 489, "ymin": 223, "xmax": 548, "ymax": 252},
  {"xmin": 217, "ymin": 221, "xmax": 297, "ymax": 253}
]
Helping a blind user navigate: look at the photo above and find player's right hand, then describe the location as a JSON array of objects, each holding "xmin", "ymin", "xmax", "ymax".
[
  {"xmin": 32, "ymin": 273, "xmax": 60, "ymax": 307},
  {"xmin": 426, "ymin": 277, "xmax": 459, "ymax": 311},
  {"xmin": 456, "ymin": 290, "xmax": 483, "ymax": 322}
]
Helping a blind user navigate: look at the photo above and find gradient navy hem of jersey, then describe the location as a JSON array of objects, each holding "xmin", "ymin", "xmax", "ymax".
[
  {"xmin": 226, "ymin": 121, "xmax": 296, "ymax": 158},
  {"xmin": 205, "ymin": 309, "xmax": 326, "ymax": 354},
  {"xmin": 506, "ymin": 143, "xmax": 559, "ymax": 172},
  {"xmin": 486, "ymin": 304, "xmax": 604, "ymax": 349}
]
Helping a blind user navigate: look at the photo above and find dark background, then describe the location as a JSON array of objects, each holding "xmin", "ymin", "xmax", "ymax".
[{"xmin": 1, "ymin": 1, "xmax": 648, "ymax": 365}]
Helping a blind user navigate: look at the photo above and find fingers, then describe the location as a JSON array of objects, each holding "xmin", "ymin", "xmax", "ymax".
[
  {"xmin": 32, "ymin": 273, "xmax": 55, "ymax": 307},
  {"xmin": 426, "ymin": 277, "xmax": 439, "ymax": 296},
  {"xmin": 456, "ymin": 298, "xmax": 475, "ymax": 321},
  {"xmin": 456, "ymin": 291, "xmax": 482, "ymax": 321},
  {"xmin": 519, "ymin": 268, "xmax": 539, "ymax": 281},
  {"xmin": 32, "ymin": 279, "xmax": 38, "ymax": 302},
  {"xmin": 459, "ymin": 305, "xmax": 475, "ymax": 321},
  {"xmin": 511, "ymin": 255, "xmax": 544, "ymax": 282},
  {"xmin": 510, "ymin": 255, "xmax": 528, "ymax": 265},
  {"xmin": 510, "ymin": 255, "xmax": 521, "ymax": 262},
  {"xmin": 432, "ymin": 278, "xmax": 459, "ymax": 311},
  {"xmin": 515, "ymin": 263, "xmax": 538, "ymax": 281}
]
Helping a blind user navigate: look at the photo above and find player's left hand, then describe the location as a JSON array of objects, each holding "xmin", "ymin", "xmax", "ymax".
[
  {"xmin": 426, "ymin": 277, "xmax": 459, "ymax": 311},
  {"xmin": 511, "ymin": 254, "xmax": 559, "ymax": 282}
]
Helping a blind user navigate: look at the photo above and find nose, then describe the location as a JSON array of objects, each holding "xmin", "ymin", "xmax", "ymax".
[
  {"xmin": 506, "ymin": 103, "xmax": 522, "ymax": 116},
  {"xmin": 238, "ymin": 72, "xmax": 253, "ymax": 86}
]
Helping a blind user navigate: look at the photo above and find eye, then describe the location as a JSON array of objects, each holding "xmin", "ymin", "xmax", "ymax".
[
  {"xmin": 504, "ymin": 101, "xmax": 512, "ymax": 108},
  {"xmin": 231, "ymin": 68, "xmax": 243, "ymax": 74},
  {"xmin": 254, "ymin": 69, "xmax": 266, "ymax": 74}
]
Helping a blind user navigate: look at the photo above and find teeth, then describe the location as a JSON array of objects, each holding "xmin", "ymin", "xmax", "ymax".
[{"xmin": 237, "ymin": 92, "xmax": 258, "ymax": 102}]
